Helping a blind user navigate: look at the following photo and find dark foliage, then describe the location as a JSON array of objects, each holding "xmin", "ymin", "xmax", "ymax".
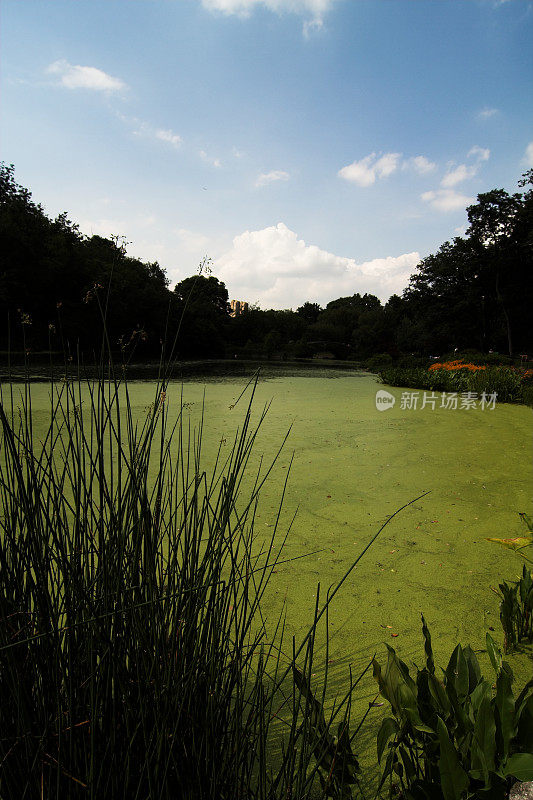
[{"xmin": 1, "ymin": 163, "xmax": 532, "ymax": 362}]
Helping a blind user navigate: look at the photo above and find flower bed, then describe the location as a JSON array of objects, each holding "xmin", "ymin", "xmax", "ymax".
[{"xmin": 380, "ymin": 361, "xmax": 533, "ymax": 405}]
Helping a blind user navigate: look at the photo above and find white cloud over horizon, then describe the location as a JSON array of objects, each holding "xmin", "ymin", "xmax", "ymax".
[
  {"xmin": 47, "ymin": 59, "xmax": 126, "ymax": 92},
  {"xmin": 201, "ymin": 0, "xmax": 335, "ymax": 18},
  {"xmin": 338, "ymin": 152, "xmax": 402, "ymax": 186},
  {"xmin": 255, "ymin": 169, "xmax": 290, "ymax": 187},
  {"xmin": 440, "ymin": 145, "xmax": 490, "ymax": 189},
  {"xmin": 339, "ymin": 152, "xmax": 437, "ymax": 186},
  {"xmin": 406, "ymin": 156, "xmax": 437, "ymax": 174},
  {"xmin": 199, "ymin": 150, "xmax": 222, "ymax": 168},
  {"xmin": 441, "ymin": 163, "xmax": 477, "ymax": 188},
  {"xmin": 468, "ymin": 145, "xmax": 490, "ymax": 162},
  {"xmin": 478, "ymin": 107, "xmax": 499, "ymax": 120},
  {"xmin": 155, "ymin": 128, "xmax": 183, "ymax": 148},
  {"xmin": 524, "ymin": 141, "xmax": 533, "ymax": 167},
  {"xmin": 215, "ymin": 222, "xmax": 419, "ymax": 307},
  {"xmin": 421, "ymin": 188, "xmax": 475, "ymax": 212}
]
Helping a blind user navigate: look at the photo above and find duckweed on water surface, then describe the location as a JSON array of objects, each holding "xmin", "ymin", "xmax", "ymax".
[{"xmin": 6, "ymin": 369, "xmax": 532, "ymax": 784}]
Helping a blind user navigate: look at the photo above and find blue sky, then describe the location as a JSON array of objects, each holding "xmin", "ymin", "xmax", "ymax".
[{"xmin": 2, "ymin": 0, "xmax": 532, "ymax": 308}]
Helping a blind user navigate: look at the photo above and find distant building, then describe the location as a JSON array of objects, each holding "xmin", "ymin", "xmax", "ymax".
[{"xmin": 230, "ymin": 300, "xmax": 249, "ymax": 317}]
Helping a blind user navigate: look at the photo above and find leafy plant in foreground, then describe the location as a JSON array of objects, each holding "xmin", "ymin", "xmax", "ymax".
[
  {"xmin": 373, "ymin": 619, "xmax": 533, "ymax": 799},
  {"xmin": 497, "ymin": 564, "xmax": 533, "ymax": 652}
]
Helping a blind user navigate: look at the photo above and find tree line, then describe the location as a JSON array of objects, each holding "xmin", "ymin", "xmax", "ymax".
[{"xmin": 1, "ymin": 162, "xmax": 531, "ymax": 363}]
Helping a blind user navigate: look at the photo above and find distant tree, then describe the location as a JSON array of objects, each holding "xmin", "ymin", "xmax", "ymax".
[
  {"xmin": 0, "ymin": 163, "xmax": 171, "ymax": 356},
  {"xmin": 172, "ymin": 274, "xmax": 230, "ymax": 358},
  {"xmin": 174, "ymin": 274, "xmax": 229, "ymax": 315},
  {"xmin": 296, "ymin": 301, "xmax": 322, "ymax": 324}
]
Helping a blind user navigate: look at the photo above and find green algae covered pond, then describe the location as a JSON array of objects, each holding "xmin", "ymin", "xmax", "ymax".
[{"xmin": 6, "ymin": 366, "xmax": 533, "ymax": 778}]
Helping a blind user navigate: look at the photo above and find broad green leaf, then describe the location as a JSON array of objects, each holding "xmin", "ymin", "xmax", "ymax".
[
  {"xmin": 421, "ymin": 614, "xmax": 435, "ymax": 675},
  {"xmin": 516, "ymin": 694, "xmax": 533, "ymax": 754},
  {"xmin": 495, "ymin": 667, "xmax": 515, "ymax": 761},
  {"xmin": 486, "ymin": 632, "xmax": 502, "ymax": 674},
  {"xmin": 446, "ymin": 680, "xmax": 473, "ymax": 738},
  {"xmin": 437, "ymin": 716, "xmax": 469, "ymax": 800},
  {"xmin": 472, "ymin": 694, "xmax": 496, "ymax": 780},
  {"xmin": 428, "ymin": 673, "xmax": 451, "ymax": 715},
  {"xmin": 377, "ymin": 717, "xmax": 399, "ymax": 763},
  {"xmin": 503, "ymin": 753, "xmax": 533, "ymax": 782},
  {"xmin": 462, "ymin": 645, "xmax": 481, "ymax": 693},
  {"xmin": 446, "ymin": 645, "xmax": 469, "ymax": 702},
  {"xmin": 469, "ymin": 679, "xmax": 491, "ymax": 715}
]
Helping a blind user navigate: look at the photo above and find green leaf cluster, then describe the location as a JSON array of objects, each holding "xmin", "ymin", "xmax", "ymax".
[
  {"xmin": 497, "ymin": 564, "xmax": 533, "ymax": 652},
  {"xmin": 374, "ymin": 618, "xmax": 533, "ymax": 799}
]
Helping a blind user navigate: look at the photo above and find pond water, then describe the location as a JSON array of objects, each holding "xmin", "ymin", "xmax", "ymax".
[{"xmin": 5, "ymin": 367, "xmax": 532, "ymax": 774}]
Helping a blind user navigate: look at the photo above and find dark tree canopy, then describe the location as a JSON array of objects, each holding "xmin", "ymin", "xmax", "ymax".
[{"xmin": 1, "ymin": 162, "xmax": 531, "ymax": 362}]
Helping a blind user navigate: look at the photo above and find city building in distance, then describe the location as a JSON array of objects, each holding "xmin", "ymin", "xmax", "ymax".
[{"xmin": 230, "ymin": 300, "xmax": 249, "ymax": 317}]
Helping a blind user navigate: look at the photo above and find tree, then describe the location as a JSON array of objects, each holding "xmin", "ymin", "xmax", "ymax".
[
  {"xmin": 172, "ymin": 274, "xmax": 230, "ymax": 358},
  {"xmin": 296, "ymin": 302, "xmax": 322, "ymax": 324},
  {"xmin": 174, "ymin": 275, "xmax": 229, "ymax": 315},
  {"xmin": 466, "ymin": 188, "xmax": 525, "ymax": 356}
]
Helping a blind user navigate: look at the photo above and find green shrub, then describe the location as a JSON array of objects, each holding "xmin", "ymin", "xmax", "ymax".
[
  {"xmin": 379, "ymin": 366, "xmax": 528, "ymax": 404},
  {"xmin": 373, "ymin": 620, "xmax": 533, "ymax": 799},
  {"xmin": 365, "ymin": 353, "xmax": 393, "ymax": 372},
  {"xmin": 498, "ymin": 564, "xmax": 533, "ymax": 652}
]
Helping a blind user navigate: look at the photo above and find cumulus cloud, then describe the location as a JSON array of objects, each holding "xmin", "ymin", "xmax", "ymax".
[
  {"xmin": 524, "ymin": 141, "xmax": 533, "ymax": 167},
  {"xmin": 122, "ymin": 114, "xmax": 184, "ymax": 150},
  {"xmin": 216, "ymin": 222, "xmax": 419, "ymax": 307},
  {"xmin": 406, "ymin": 155, "xmax": 437, "ymax": 174},
  {"xmin": 421, "ymin": 189, "xmax": 475, "ymax": 213},
  {"xmin": 155, "ymin": 128, "xmax": 182, "ymax": 148},
  {"xmin": 478, "ymin": 107, "xmax": 499, "ymax": 120},
  {"xmin": 468, "ymin": 145, "xmax": 490, "ymax": 162},
  {"xmin": 201, "ymin": 0, "xmax": 334, "ymax": 18},
  {"xmin": 439, "ymin": 145, "xmax": 490, "ymax": 188},
  {"xmin": 255, "ymin": 169, "xmax": 290, "ymax": 187},
  {"xmin": 176, "ymin": 228, "xmax": 211, "ymax": 253},
  {"xmin": 200, "ymin": 0, "xmax": 335, "ymax": 34},
  {"xmin": 199, "ymin": 150, "xmax": 222, "ymax": 168},
  {"xmin": 47, "ymin": 59, "xmax": 126, "ymax": 92},
  {"xmin": 441, "ymin": 164, "xmax": 477, "ymax": 188},
  {"xmin": 338, "ymin": 152, "xmax": 402, "ymax": 187}
]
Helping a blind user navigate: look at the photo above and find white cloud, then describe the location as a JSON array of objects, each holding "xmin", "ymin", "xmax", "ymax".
[
  {"xmin": 199, "ymin": 150, "xmax": 222, "ymax": 168},
  {"xmin": 421, "ymin": 189, "xmax": 475, "ymax": 213},
  {"xmin": 201, "ymin": 0, "xmax": 334, "ymax": 17},
  {"xmin": 216, "ymin": 222, "xmax": 419, "ymax": 307},
  {"xmin": 78, "ymin": 218, "xmax": 128, "ymax": 239},
  {"xmin": 440, "ymin": 146, "xmax": 490, "ymax": 188},
  {"xmin": 255, "ymin": 169, "xmax": 290, "ymax": 187},
  {"xmin": 468, "ymin": 145, "xmax": 490, "ymax": 162},
  {"xmin": 478, "ymin": 107, "xmax": 499, "ymax": 120},
  {"xmin": 407, "ymin": 155, "xmax": 437, "ymax": 174},
  {"xmin": 176, "ymin": 228, "xmax": 211, "ymax": 253},
  {"xmin": 121, "ymin": 114, "xmax": 184, "ymax": 150},
  {"xmin": 441, "ymin": 163, "xmax": 477, "ymax": 188},
  {"xmin": 338, "ymin": 152, "xmax": 401, "ymax": 187},
  {"xmin": 155, "ymin": 128, "xmax": 182, "ymax": 148},
  {"xmin": 201, "ymin": 0, "xmax": 335, "ymax": 34},
  {"xmin": 524, "ymin": 141, "xmax": 533, "ymax": 167},
  {"xmin": 47, "ymin": 59, "xmax": 126, "ymax": 92}
]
